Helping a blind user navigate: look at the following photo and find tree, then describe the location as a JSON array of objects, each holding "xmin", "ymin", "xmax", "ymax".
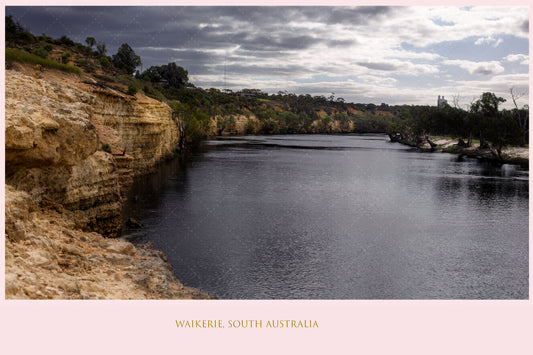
[
  {"xmin": 5, "ymin": 15, "xmax": 24, "ymax": 36},
  {"xmin": 451, "ymin": 93, "xmax": 462, "ymax": 109},
  {"xmin": 483, "ymin": 113, "xmax": 522, "ymax": 160},
  {"xmin": 138, "ymin": 62, "xmax": 189, "ymax": 89},
  {"xmin": 510, "ymin": 87, "xmax": 529, "ymax": 146},
  {"xmin": 160, "ymin": 62, "xmax": 188, "ymax": 89},
  {"xmin": 470, "ymin": 92, "xmax": 506, "ymax": 117},
  {"xmin": 139, "ymin": 66, "xmax": 162, "ymax": 82},
  {"xmin": 469, "ymin": 92, "xmax": 506, "ymax": 148},
  {"xmin": 5, "ymin": 15, "xmax": 35, "ymax": 44},
  {"xmin": 112, "ymin": 43, "xmax": 141, "ymax": 75},
  {"xmin": 85, "ymin": 37, "xmax": 96, "ymax": 48},
  {"xmin": 96, "ymin": 42, "xmax": 107, "ymax": 57}
]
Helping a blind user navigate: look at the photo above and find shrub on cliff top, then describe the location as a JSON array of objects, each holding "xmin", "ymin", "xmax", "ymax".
[
  {"xmin": 6, "ymin": 48, "xmax": 81, "ymax": 74},
  {"xmin": 126, "ymin": 85, "xmax": 138, "ymax": 96},
  {"xmin": 33, "ymin": 47, "xmax": 50, "ymax": 59},
  {"xmin": 98, "ymin": 56, "xmax": 110, "ymax": 68}
]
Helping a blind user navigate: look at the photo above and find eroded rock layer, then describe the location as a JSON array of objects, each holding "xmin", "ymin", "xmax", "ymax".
[
  {"xmin": 5, "ymin": 68, "xmax": 209, "ymax": 299},
  {"xmin": 5, "ymin": 69, "xmax": 178, "ymax": 236}
]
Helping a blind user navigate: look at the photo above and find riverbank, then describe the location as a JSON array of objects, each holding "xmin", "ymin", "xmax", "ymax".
[
  {"xmin": 5, "ymin": 66, "xmax": 211, "ymax": 299},
  {"xmin": 5, "ymin": 187, "xmax": 211, "ymax": 299},
  {"xmin": 389, "ymin": 134, "xmax": 529, "ymax": 168}
]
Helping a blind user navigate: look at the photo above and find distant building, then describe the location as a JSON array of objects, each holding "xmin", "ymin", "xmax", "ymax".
[
  {"xmin": 237, "ymin": 92, "xmax": 255, "ymax": 98},
  {"xmin": 437, "ymin": 95, "xmax": 448, "ymax": 108}
]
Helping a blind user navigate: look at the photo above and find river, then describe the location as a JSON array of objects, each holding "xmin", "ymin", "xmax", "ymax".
[{"xmin": 122, "ymin": 134, "xmax": 529, "ymax": 299}]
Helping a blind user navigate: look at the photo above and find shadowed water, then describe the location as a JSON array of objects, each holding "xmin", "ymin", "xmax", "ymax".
[{"xmin": 122, "ymin": 134, "xmax": 529, "ymax": 299}]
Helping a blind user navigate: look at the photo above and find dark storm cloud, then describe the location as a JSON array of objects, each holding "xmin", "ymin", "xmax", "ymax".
[
  {"xmin": 6, "ymin": 5, "xmax": 368, "ymax": 71},
  {"xmin": 6, "ymin": 6, "xmax": 371, "ymax": 51}
]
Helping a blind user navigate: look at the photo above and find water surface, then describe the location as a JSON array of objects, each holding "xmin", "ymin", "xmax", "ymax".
[{"xmin": 122, "ymin": 134, "xmax": 529, "ymax": 299}]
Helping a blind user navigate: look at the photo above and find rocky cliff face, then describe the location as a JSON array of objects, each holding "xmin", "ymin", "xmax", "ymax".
[
  {"xmin": 5, "ymin": 67, "xmax": 208, "ymax": 299},
  {"xmin": 5, "ymin": 69, "xmax": 178, "ymax": 237}
]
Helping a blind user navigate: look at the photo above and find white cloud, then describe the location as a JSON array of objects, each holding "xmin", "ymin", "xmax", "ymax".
[
  {"xmin": 386, "ymin": 50, "xmax": 442, "ymax": 61},
  {"xmin": 474, "ymin": 36, "xmax": 503, "ymax": 47},
  {"xmin": 442, "ymin": 59, "xmax": 505, "ymax": 75},
  {"xmin": 355, "ymin": 59, "xmax": 439, "ymax": 75},
  {"xmin": 504, "ymin": 54, "xmax": 529, "ymax": 65},
  {"xmin": 376, "ymin": 6, "xmax": 527, "ymax": 48},
  {"xmin": 358, "ymin": 75, "xmax": 397, "ymax": 85}
]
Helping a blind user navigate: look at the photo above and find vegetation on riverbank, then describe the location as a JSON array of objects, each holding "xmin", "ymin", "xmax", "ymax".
[{"xmin": 388, "ymin": 93, "xmax": 528, "ymax": 162}]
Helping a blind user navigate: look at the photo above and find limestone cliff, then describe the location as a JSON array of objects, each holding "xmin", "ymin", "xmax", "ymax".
[
  {"xmin": 5, "ymin": 69, "xmax": 177, "ymax": 236},
  {"xmin": 5, "ymin": 67, "xmax": 209, "ymax": 299}
]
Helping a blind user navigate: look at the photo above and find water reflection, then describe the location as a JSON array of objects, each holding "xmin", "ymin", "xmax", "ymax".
[{"xmin": 122, "ymin": 134, "xmax": 528, "ymax": 299}]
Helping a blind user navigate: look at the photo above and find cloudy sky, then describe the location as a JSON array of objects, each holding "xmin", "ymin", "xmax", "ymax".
[{"xmin": 6, "ymin": 6, "xmax": 530, "ymax": 108}]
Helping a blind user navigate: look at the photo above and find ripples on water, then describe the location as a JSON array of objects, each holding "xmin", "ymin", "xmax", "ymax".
[{"xmin": 122, "ymin": 134, "xmax": 529, "ymax": 299}]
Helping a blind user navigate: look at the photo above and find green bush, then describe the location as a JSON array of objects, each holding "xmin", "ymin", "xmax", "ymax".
[
  {"xmin": 37, "ymin": 34, "xmax": 53, "ymax": 42},
  {"xmin": 98, "ymin": 56, "xmax": 110, "ymax": 67},
  {"xmin": 245, "ymin": 119, "xmax": 259, "ymax": 134},
  {"xmin": 61, "ymin": 52, "xmax": 71, "ymax": 64},
  {"xmin": 33, "ymin": 47, "xmax": 50, "ymax": 59},
  {"xmin": 6, "ymin": 48, "xmax": 81, "ymax": 74},
  {"xmin": 55, "ymin": 35, "xmax": 75, "ymax": 46},
  {"xmin": 126, "ymin": 85, "xmax": 138, "ymax": 96},
  {"xmin": 44, "ymin": 44, "xmax": 53, "ymax": 52}
]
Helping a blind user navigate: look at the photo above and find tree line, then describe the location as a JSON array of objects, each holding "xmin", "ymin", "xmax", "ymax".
[{"xmin": 388, "ymin": 92, "xmax": 528, "ymax": 159}]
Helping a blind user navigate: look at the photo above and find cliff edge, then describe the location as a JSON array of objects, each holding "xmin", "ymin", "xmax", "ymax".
[{"xmin": 5, "ymin": 66, "xmax": 210, "ymax": 299}]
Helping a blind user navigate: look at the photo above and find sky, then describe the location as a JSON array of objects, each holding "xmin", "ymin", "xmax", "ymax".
[{"xmin": 5, "ymin": 5, "xmax": 530, "ymax": 109}]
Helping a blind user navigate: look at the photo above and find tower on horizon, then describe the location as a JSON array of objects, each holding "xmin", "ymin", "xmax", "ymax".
[{"xmin": 438, "ymin": 95, "xmax": 448, "ymax": 108}]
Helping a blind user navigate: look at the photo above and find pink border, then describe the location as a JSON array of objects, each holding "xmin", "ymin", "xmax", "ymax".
[{"xmin": 1, "ymin": 1, "xmax": 531, "ymax": 354}]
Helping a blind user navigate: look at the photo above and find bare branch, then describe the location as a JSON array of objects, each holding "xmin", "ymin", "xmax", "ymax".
[{"xmin": 451, "ymin": 93, "xmax": 461, "ymax": 109}]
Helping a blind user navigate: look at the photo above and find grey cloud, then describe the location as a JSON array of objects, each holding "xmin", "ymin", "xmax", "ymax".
[
  {"xmin": 239, "ymin": 34, "xmax": 317, "ymax": 51},
  {"xmin": 472, "ymin": 67, "xmax": 498, "ymax": 76},
  {"xmin": 223, "ymin": 63, "xmax": 314, "ymax": 77},
  {"xmin": 356, "ymin": 61, "xmax": 398, "ymax": 71},
  {"xmin": 521, "ymin": 20, "xmax": 529, "ymax": 33},
  {"xmin": 327, "ymin": 39, "xmax": 358, "ymax": 47},
  {"xmin": 326, "ymin": 6, "xmax": 393, "ymax": 25},
  {"xmin": 233, "ymin": 49, "xmax": 290, "ymax": 59},
  {"xmin": 138, "ymin": 48, "xmax": 221, "ymax": 71}
]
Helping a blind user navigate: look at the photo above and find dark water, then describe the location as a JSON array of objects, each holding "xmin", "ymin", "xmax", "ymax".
[{"xmin": 122, "ymin": 134, "xmax": 529, "ymax": 299}]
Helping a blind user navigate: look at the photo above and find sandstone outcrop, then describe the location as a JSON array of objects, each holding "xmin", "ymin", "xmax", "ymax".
[
  {"xmin": 5, "ymin": 185, "xmax": 209, "ymax": 299},
  {"xmin": 5, "ymin": 67, "xmax": 209, "ymax": 299},
  {"xmin": 5, "ymin": 69, "xmax": 178, "ymax": 236}
]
